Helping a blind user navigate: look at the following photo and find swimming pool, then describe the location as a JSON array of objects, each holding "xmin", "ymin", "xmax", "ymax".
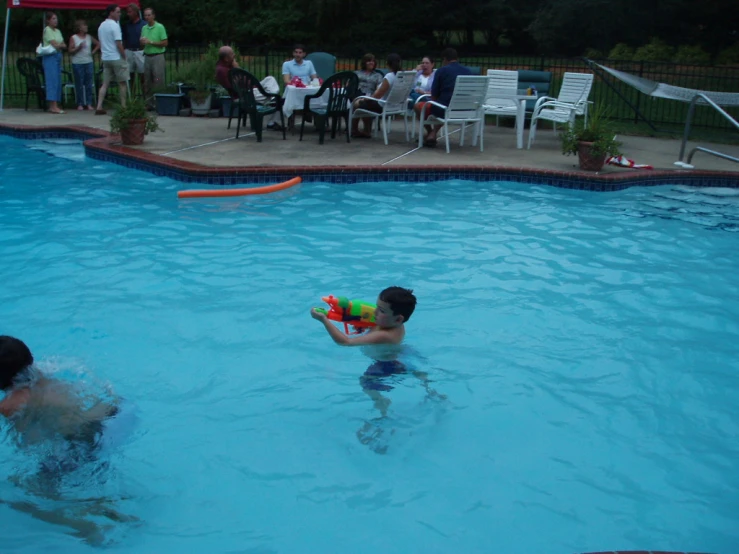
[{"xmin": 1, "ymin": 135, "xmax": 738, "ymax": 553}]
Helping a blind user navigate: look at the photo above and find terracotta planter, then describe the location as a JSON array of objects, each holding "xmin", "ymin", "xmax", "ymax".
[
  {"xmin": 577, "ymin": 141, "xmax": 607, "ymax": 171},
  {"xmin": 120, "ymin": 118, "xmax": 147, "ymax": 145}
]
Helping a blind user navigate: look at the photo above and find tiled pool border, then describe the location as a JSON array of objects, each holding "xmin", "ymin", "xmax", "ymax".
[{"xmin": 2, "ymin": 123, "xmax": 738, "ymax": 191}]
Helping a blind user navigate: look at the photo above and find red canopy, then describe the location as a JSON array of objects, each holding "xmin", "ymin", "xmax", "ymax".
[{"xmin": 6, "ymin": 0, "xmax": 137, "ymax": 8}]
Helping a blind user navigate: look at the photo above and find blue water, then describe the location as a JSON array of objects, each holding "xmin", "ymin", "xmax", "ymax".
[{"xmin": 1, "ymin": 136, "xmax": 738, "ymax": 553}]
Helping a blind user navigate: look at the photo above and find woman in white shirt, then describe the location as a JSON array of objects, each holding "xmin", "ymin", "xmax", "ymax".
[
  {"xmin": 68, "ymin": 19, "xmax": 100, "ymax": 110},
  {"xmin": 408, "ymin": 56, "xmax": 436, "ymax": 107}
]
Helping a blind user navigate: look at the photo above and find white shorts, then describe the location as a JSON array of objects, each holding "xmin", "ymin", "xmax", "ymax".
[{"xmin": 125, "ymin": 49, "xmax": 145, "ymax": 74}]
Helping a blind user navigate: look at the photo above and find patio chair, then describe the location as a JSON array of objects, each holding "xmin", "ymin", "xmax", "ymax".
[
  {"xmin": 483, "ymin": 69, "xmax": 519, "ymax": 125},
  {"xmin": 17, "ymin": 57, "xmax": 46, "ymax": 110},
  {"xmin": 306, "ymin": 52, "xmax": 337, "ymax": 81},
  {"xmin": 299, "ymin": 71, "xmax": 358, "ymax": 145},
  {"xmin": 417, "ymin": 75, "xmax": 488, "ymax": 154},
  {"xmin": 229, "ymin": 68, "xmax": 286, "ymax": 142},
  {"xmin": 527, "ymin": 72, "xmax": 594, "ymax": 149},
  {"xmin": 351, "ymin": 70, "xmax": 416, "ymax": 145}
]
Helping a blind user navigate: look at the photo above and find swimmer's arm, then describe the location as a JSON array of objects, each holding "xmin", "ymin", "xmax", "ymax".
[
  {"xmin": 311, "ymin": 308, "xmax": 395, "ymax": 346},
  {"xmin": 0, "ymin": 389, "xmax": 30, "ymax": 417}
]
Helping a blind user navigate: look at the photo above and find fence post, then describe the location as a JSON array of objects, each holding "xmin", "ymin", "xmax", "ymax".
[
  {"xmin": 633, "ymin": 60, "xmax": 643, "ymax": 124},
  {"xmin": 175, "ymin": 43, "xmax": 179, "ymax": 69},
  {"xmin": 264, "ymin": 45, "xmax": 269, "ymax": 79}
]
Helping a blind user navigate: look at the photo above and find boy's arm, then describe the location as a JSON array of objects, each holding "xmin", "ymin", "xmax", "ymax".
[
  {"xmin": 0, "ymin": 389, "xmax": 30, "ymax": 417},
  {"xmin": 311, "ymin": 308, "xmax": 395, "ymax": 346}
]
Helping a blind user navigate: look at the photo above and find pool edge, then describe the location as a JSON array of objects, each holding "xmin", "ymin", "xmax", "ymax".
[{"xmin": 2, "ymin": 122, "xmax": 738, "ymax": 190}]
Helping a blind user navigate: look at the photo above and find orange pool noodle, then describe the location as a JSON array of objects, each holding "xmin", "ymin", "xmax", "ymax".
[{"xmin": 177, "ymin": 177, "xmax": 302, "ymax": 198}]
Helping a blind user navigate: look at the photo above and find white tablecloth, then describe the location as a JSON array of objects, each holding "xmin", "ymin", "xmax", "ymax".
[{"xmin": 282, "ymin": 85, "xmax": 330, "ymax": 118}]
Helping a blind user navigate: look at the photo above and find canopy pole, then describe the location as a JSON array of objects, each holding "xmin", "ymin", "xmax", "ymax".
[{"xmin": 0, "ymin": 8, "xmax": 11, "ymax": 111}]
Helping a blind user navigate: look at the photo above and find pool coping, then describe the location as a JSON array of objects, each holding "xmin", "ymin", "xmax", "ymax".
[{"xmin": 2, "ymin": 122, "xmax": 738, "ymax": 191}]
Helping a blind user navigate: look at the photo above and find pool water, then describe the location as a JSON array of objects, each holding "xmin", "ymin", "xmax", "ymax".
[{"xmin": 1, "ymin": 136, "xmax": 738, "ymax": 553}]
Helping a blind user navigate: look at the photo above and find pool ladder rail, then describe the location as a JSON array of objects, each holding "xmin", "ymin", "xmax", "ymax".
[{"xmin": 674, "ymin": 92, "xmax": 739, "ymax": 169}]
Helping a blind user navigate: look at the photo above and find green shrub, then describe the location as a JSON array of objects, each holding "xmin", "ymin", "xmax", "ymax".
[
  {"xmin": 584, "ymin": 48, "xmax": 604, "ymax": 60},
  {"xmin": 633, "ymin": 38, "xmax": 674, "ymax": 62},
  {"xmin": 673, "ymin": 45, "xmax": 711, "ymax": 65},
  {"xmin": 608, "ymin": 43, "xmax": 634, "ymax": 61},
  {"xmin": 716, "ymin": 42, "xmax": 739, "ymax": 65}
]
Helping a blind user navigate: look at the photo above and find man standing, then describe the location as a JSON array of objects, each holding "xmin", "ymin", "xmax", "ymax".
[
  {"xmin": 95, "ymin": 4, "xmax": 128, "ymax": 115},
  {"xmin": 281, "ymin": 44, "xmax": 317, "ymax": 86},
  {"xmin": 122, "ymin": 3, "xmax": 145, "ymax": 94},
  {"xmin": 414, "ymin": 48, "xmax": 472, "ymax": 147},
  {"xmin": 139, "ymin": 7, "xmax": 167, "ymax": 109}
]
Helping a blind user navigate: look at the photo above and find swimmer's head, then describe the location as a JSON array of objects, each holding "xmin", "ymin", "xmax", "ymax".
[
  {"xmin": 0, "ymin": 336, "xmax": 34, "ymax": 390},
  {"xmin": 377, "ymin": 287, "xmax": 417, "ymax": 327}
]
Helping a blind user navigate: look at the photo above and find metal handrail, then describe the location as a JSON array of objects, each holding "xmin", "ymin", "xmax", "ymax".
[{"xmin": 675, "ymin": 93, "xmax": 739, "ymax": 168}]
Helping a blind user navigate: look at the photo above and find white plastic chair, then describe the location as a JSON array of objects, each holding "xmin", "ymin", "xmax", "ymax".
[
  {"xmin": 350, "ymin": 71, "xmax": 416, "ymax": 144},
  {"xmin": 527, "ymin": 72, "xmax": 594, "ymax": 149},
  {"xmin": 483, "ymin": 69, "xmax": 519, "ymax": 125},
  {"xmin": 417, "ymin": 75, "xmax": 488, "ymax": 154}
]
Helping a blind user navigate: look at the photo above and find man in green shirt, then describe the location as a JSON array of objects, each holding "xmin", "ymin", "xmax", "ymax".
[{"xmin": 140, "ymin": 7, "xmax": 168, "ymax": 108}]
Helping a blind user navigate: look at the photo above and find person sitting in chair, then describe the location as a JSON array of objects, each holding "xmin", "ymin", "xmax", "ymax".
[
  {"xmin": 215, "ymin": 46, "xmax": 282, "ymax": 131},
  {"xmin": 281, "ymin": 44, "xmax": 317, "ymax": 86},
  {"xmin": 351, "ymin": 53, "xmax": 402, "ymax": 139},
  {"xmin": 414, "ymin": 48, "xmax": 471, "ymax": 148}
]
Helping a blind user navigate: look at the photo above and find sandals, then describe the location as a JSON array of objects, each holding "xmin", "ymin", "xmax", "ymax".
[
  {"xmin": 423, "ymin": 138, "xmax": 437, "ymax": 148},
  {"xmin": 94, "ymin": 109, "xmax": 107, "ymax": 115},
  {"xmin": 351, "ymin": 132, "xmax": 371, "ymax": 139}
]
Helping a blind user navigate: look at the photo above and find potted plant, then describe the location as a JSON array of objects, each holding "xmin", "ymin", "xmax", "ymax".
[
  {"xmin": 109, "ymin": 96, "xmax": 162, "ymax": 145},
  {"xmin": 560, "ymin": 106, "xmax": 622, "ymax": 171},
  {"xmin": 187, "ymin": 60, "xmax": 215, "ymax": 115}
]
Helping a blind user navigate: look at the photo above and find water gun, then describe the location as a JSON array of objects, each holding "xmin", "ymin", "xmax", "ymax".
[{"xmin": 314, "ymin": 295, "xmax": 376, "ymax": 335}]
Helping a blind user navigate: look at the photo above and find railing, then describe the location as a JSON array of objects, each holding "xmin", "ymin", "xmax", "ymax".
[
  {"xmin": 3, "ymin": 42, "xmax": 739, "ymax": 133},
  {"xmin": 674, "ymin": 93, "xmax": 739, "ymax": 168}
]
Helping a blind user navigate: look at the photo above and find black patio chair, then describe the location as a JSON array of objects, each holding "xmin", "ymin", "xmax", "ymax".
[
  {"xmin": 16, "ymin": 57, "xmax": 46, "ymax": 111},
  {"xmin": 299, "ymin": 71, "xmax": 359, "ymax": 145},
  {"xmin": 228, "ymin": 68, "xmax": 285, "ymax": 142}
]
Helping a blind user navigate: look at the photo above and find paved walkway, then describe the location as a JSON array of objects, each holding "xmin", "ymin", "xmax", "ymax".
[{"xmin": 1, "ymin": 108, "xmax": 738, "ymax": 175}]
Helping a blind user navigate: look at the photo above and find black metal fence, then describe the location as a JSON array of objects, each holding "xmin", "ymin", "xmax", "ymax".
[{"xmin": 3, "ymin": 42, "xmax": 738, "ymax": 132}]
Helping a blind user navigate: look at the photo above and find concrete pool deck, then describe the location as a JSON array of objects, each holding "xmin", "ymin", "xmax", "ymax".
[{"xmin": 1, "ymin": 108, "xmax": 738, "ymax": 184}]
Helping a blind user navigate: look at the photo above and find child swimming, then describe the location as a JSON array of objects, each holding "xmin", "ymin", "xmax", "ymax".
[{"xmin": 0, "ymin": 335, "xmax": 119, "ymax": 450}]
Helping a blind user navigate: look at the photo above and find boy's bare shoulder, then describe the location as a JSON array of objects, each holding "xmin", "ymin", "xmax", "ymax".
[
  {"xmin": 368, "ymin": 324, "xmax": 405, "ymax": 344},
  {"xmin": 0, "ymin": 388, "xmax": 31, "ymax": 417}
]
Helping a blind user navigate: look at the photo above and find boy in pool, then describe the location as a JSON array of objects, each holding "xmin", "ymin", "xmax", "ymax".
[
  {"xmin": 0, "ymin": 335, "xmax": 119, "ymax": 454},
  {"xmin": 0, "ymin": 335, "xmax": 134, "ymax": 543},
  {"xmin": 310, "ymin": 286, "xmax": 416, "ymax": 351},
  {"xmin": 311, "ymin": 287, "xmax": 417, "ymax": 397}
]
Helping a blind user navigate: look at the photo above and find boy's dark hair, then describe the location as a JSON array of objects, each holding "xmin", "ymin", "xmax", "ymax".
[
  {"xmin": 105, "ymin": 4, "xmax": 118, "ymax": 17},
  {"xmin": 293, "ymin": 44, "xmax": 306, "ymax": 52},
  {"xmin": 0, "ymin": 336, "xmax": 33, "ymax": 391},
  {"xmin": 379, "ymin": 286, "xmax": 417, "ymax": 322},
  {"xmin": 386, "ymin": 53, "xmax": 401, "ymax": 73},
  {"xmin": 440, "ymin": 48, "xmax": 458, "ymax": 62}
]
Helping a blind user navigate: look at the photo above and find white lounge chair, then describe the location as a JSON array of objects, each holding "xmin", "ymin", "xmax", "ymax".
[
  {"xmin": 527, "ymin": 72, "xmax": 594, "ymax": 149},
  {"xmin": 417, "ymin": 75, "xmax": 488, "ymax": 154},
  {"xmin": 350, "ymin": 70, "xmax": 416, "ymax": 145}
]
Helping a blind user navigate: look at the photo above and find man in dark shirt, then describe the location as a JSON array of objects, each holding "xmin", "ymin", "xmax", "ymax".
[
  {"xmin": 214, "ymin": 46, "xmax": 283, "ymax": 130},
  {"xmin": 414, "ymin": 48, "xmax": 472, "ymax": 147},
  {"xmin": 122, "ymin": 3, "xmax": 146, "ymax": 94}
]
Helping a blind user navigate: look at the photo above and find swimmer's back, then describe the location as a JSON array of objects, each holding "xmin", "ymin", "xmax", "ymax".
[{"xmin": 9, "ymin": 377, "xmax": 118, "ymax": 443}]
